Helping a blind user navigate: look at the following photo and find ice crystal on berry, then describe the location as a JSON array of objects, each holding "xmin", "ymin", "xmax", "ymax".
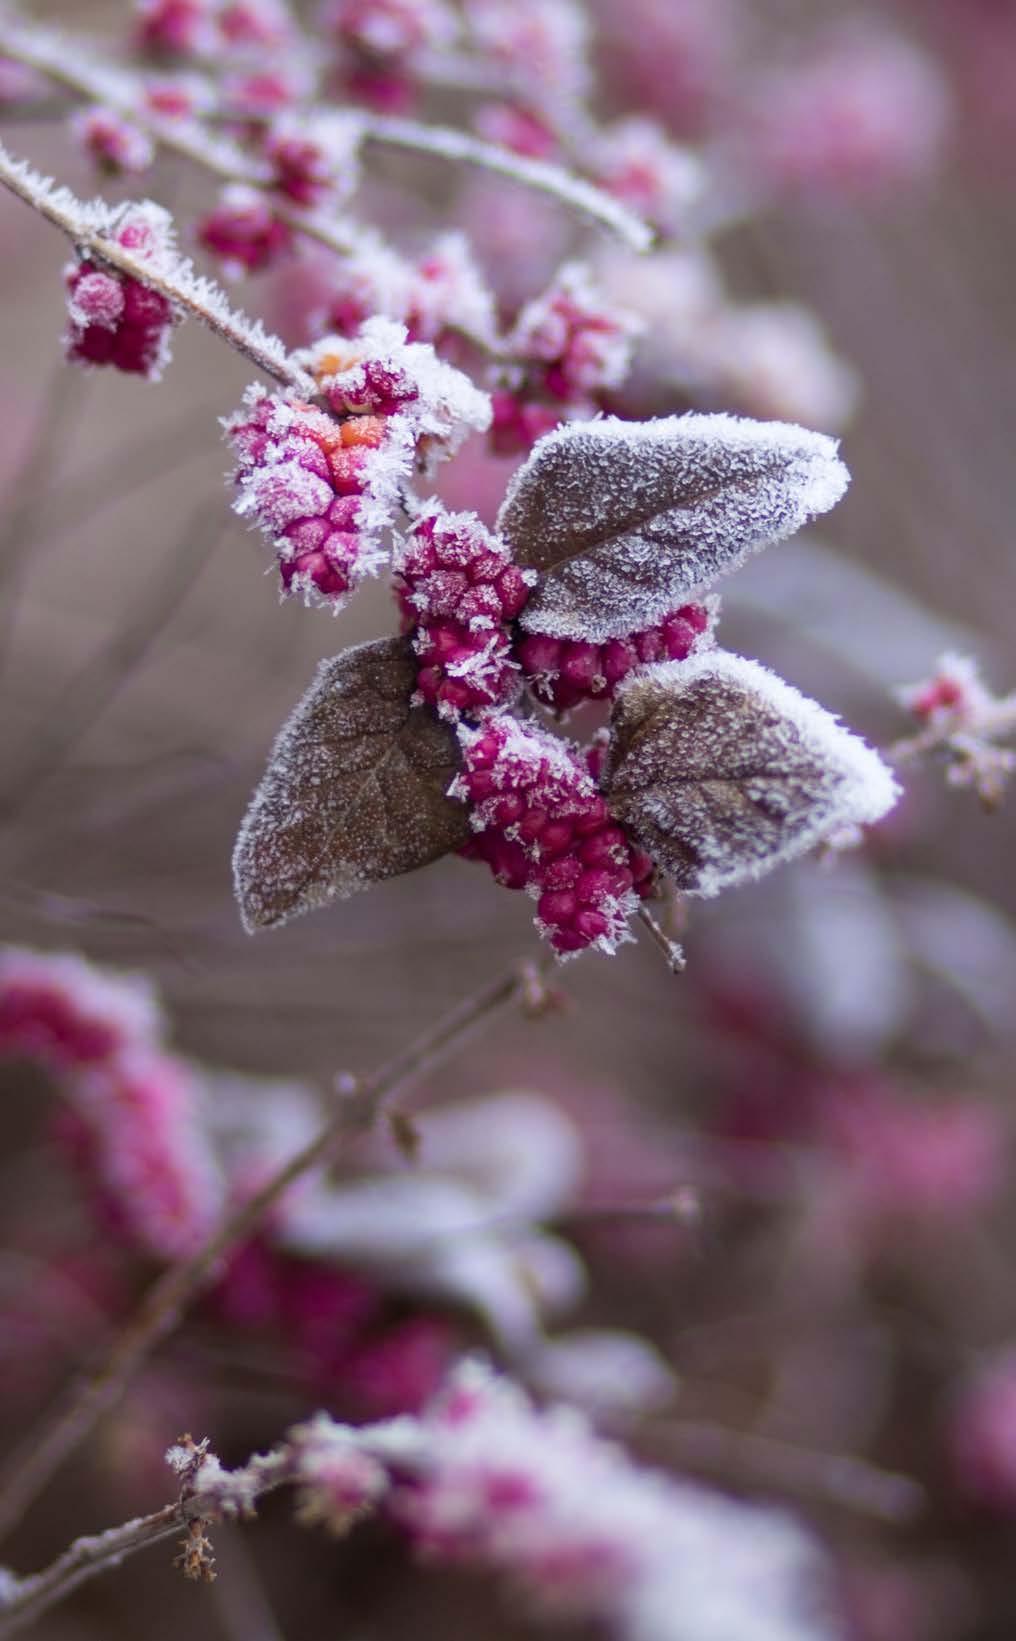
[
  {"xmin": 450, "ymin": 717, "xmax": 653, "ymax": 957},
  {"xmin": 394, "ymin": 504, "xmax": 533, "ymax": 722},
  {"xmin": 64, "ymin": 202, "xmax": 178, "ymax": 379},
  {"xmin": 516, "ymin": 600, "xmax": 714, "ymax": 716}
]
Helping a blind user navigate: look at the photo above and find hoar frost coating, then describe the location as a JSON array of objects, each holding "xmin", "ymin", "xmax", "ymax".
[
  {"xmin": 394, "ymin": 505, "xmax": 535, "ymax": 721},
  {"xmin": 501, "ymin": 412, "xmax": 850, "ymax": 642},
  {"xmin": 225, "ymin": 319, "xmax": 491, "ymax": 609},
  {"xmin": 390, "ymin": 1359, "xmax": 841, "ymax": 1641},
  {"xmin": 607, "ymin": 650, "xmax": 900, "ymax": 897},
  {"xmin": 451, "ymin": 717, "xmax": 654, "ymax": 957},
  {"xmin": 64, "ymin": 201, "xmax": 178, "ymax": 379}
]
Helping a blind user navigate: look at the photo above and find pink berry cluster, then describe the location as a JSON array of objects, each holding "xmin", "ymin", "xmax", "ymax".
[
  {"xmin": 314, "ymin": 234, "xmax": 497, "ymax": 352},
  {"xmin": 450, "ymin": 718, "xmax": 655, "ymax": 957},
  {"xmin": 516, "ymin": 601, "xmax": 713, "ymax": 716},
  {"xmin": 64, "ymin": 203, "xmax": 178, "ymax": 380},
  {"xmin": 393, "ymin": 506, "xmax": 534, "ymax": 721},
  {"xmin": 387, "ymin": 1358, "xmax": 821, "ymax": 1637},
  {"xmin": 135, "ymin": 0, "xmax": 294, "ymax": 59},
  {"xmin": 226, "ymin": 320, "xmax": 491, "ymax": 607},
  {"xmin": 198, "ymin": 185, "xmax": 293, "ymax": 277},
  {"xmin": 228, "ymin": 387, "xmax": 400, "ymax": 605},
  {"xmin": 70, "ymin": 105, "xmax": 155, "ymax": 176},
  {"xmin": 492, "ymin": 264, "xmax": 642, "ymax": 454},
  {"xmin": 0, "ymin": 949, "xmax": 222, "ymax": 1260},
  {"xmin": 320, "ymin": 0, "xmax": 456, "ymax": 110}
]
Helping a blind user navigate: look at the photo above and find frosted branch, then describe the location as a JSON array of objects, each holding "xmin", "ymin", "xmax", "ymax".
[
  {"xmin": 357, "ymin": 116, "xmax": 653, "ymax": 250},
  {"xmin": 0, "ymin": 12, "xmax": 651, "ymax": 251},
  {"xmin": 0, "ymin": 141, "xmax": 311, "ymax": 391}
]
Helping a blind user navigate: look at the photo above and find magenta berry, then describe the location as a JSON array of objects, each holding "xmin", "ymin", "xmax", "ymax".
[
  {"xmin": 70, "ymin": 106, "xmax": 155, "ymax": 177},
  {"xmin": 394, "ymin": 506, "xmax": 533, "ymax": 722},
  {"xmin": 451, "ymin": 718, "xmax": 651, "ymax": 957},
  {"xmin": 492, "ymin": 264, "xmax": 642, "ymax": 453},
  {"xmin": 517, "ymin": 601, "xmax": 712, "ymax": 715},
  {"xmin": 198, "ymin": 185, "xmax": 293, "ymax": 278},
  {"xmin": 226, "ymin": 388, "xmax": 398, "ymax": 607},
  {"xmin": 64, "ymin": 205, "xmax": 177, "ymax": 380},
  {"xmin": 135, "ymin": 0, "xmax": 219, "ymax": 56}
]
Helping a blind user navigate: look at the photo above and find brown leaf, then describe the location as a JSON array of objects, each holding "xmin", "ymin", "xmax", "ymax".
[
  {"xmin": 604, "ymin": 652, "xmax": 898, "ymax": 896},
  {"xmin": 497, "ymin": 414, "xmax": 848, "ymax": 642},
  {"xmin": 234, "ymin": 637, "xmax": 470, "ymax": 931}
]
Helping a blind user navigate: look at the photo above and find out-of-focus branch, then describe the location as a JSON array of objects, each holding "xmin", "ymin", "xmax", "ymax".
[
  {"xmin": 0, "ymin": 140, "xmax": 311, "ymax": 392},
  {"xmin": 0, "ymin": 14, "xmax": 651, "ymax": 251},
  {"xmin": 0, "ymin": 956, "xmax": 556, "ymax": 1544}
]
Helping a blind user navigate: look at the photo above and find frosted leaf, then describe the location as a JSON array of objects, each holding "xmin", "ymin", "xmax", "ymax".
[
  {"xmin": 604, "ymin": 651, "xmax": 899, "ymax": 897},
  {"xmin": 234, "ymin": 636, "xmax": 470, "ymax": 931},
  {"xmin": 498, "ymin": 413, "xmax": 849, "ymax": 643}
]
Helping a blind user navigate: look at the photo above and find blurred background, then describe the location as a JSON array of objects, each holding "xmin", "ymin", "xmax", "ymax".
[{"xmin": 2, "ymin": 1, "xmax": 1016, "ymax": 1638}]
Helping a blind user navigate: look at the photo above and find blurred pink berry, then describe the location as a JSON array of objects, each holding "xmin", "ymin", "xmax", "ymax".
[
  {"xmin": 592, "ymin": 118, "xmax": 703, "ymax": 236},
  {"xmin": 950, "ymin": 1354, "xmax": 1016, "ymax": 1510},
  {"xmin": 135, "ymin": 0, "xmax": 219, "ymax": 56},
  {"xmin": 198, "ymin": 185, "xmax": 293, "ymax": 277},
  {"xmin": 466, "ymin": 0, "xmax": 591, "ymax": 106},
  {"xmin": 0, "ymin": 948, "xmax": 161, "ymax": 1071},
  {"xmin": 474, "ymin": 103, "xmax": 559, "ymax": 160},
  {"xmin": 265, "ymin": 117, "xmax": 358, "ymax": 208},
  {"xmin": 320, "ymin": 0, "xmax": 456, "ymax": 63},
  {"xmin": 219, "ymin": 0, "xmax": 295, "ymax": 49},
  {"xmin": 745, "ymin": 26, "xmax": 951, "ymax": 199},
  {"xmin": 493, "ymin": 265, "xmax": 641, "ymax": 452},
  {"xmin": 55, "ymin": 1048, "xmax": 224, "ymax": 1261},
  {"xmin": 70, "ymin": 106, "xmax": 155, "ymax": 177},
  {"xmin": 64, "ymin": 204, "xmax": 178, "ymax": 380},
  {"xmin": 343, "ymin": 1315, "xmax": 458, "ymax": 1416},
  {"xmin": 822, "ymin": 1085, "xmax": 1004, "ymax": 1224}
]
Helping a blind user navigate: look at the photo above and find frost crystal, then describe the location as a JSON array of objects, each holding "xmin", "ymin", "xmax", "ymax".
[
  {"xmin": 605, "ymin": 650, "xmax": 900, "ymax": 897},
  {"xmin": 451, "ymin": 717, "xmax": 654, "ymax": 957},
  {"xmin": 499, "ymin": 413, "xmax": 849, "ymax": 642},
  {"xmin": 394, "ymin": 504, "xmax": 532, "ymax": 721},
  {"xmin": 64, "ymin": 200, "xmax": 179, "ymax": 379},
  {"xmin": 295, "ymin": 317, "xmax": 492, "ymax": 463}
]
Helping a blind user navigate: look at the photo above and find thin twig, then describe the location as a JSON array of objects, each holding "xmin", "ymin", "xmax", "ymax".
[
  {"xmin": 637, "ymin": 903, "xmax": 686, "ymax": 973},
  {"xmin": 0, "ymin": 954, "xmax": 554, "ymax": 1544},
  {"xmin": 0, "ymin": 1504, "xmax": 186, "ymax": 1638},
  {"xmin": 358, "ymin": 115, "xmax": 652, "ymax": 251},
  {"xmin": 644, "ymin": 1416, "xmax": 925, "ymax": 1525}
]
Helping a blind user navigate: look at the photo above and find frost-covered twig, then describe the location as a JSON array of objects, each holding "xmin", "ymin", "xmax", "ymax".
[
  {"xmin": 357, "ymin": 115, "xmax": 652, "ymax": 251},
  {"xmin": 0, "ymin": 1364, "xmax": 841, "ymax": 1641},
  {"xmin": 0, "ymin": 955, "xmax": 554, "ymax": 1544},
  {"xmin": 0, "ymin": 1441, "xmax": 297, "ymax": 1636},
  {"xmin": 888, "ymin": 654, "xmax": 1016, "ymax": 808},
  {"xmin": 0, "ymin": 140, "xmax": 310, "ymax": 392}
]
